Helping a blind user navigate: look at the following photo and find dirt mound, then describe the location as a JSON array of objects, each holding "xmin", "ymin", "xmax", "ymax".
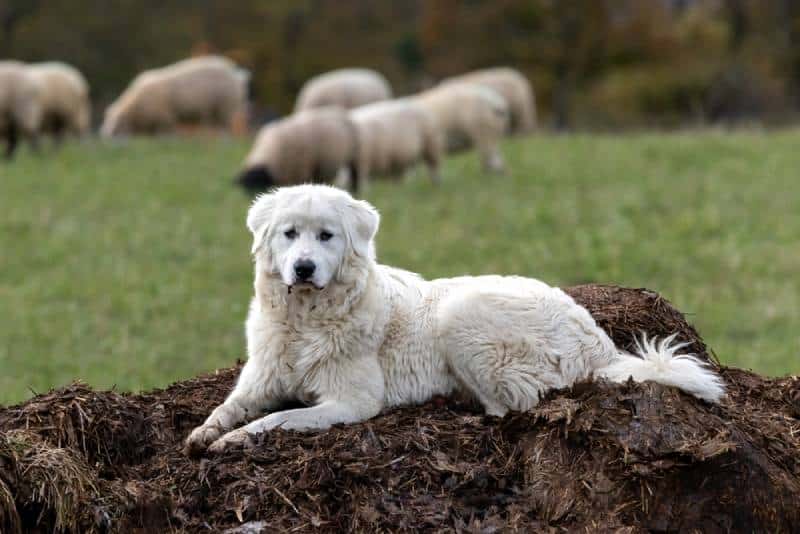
[{"xmin": 1, "ymin": 285, "xmax": 798, "ymax": 533}]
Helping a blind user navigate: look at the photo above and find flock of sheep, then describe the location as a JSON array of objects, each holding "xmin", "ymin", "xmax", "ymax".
[
  {"xmin": 241, "ymin": 62, "xmax": 536, "ymax": 193},
  {"xmin": 1, "ymin": 55, "xmax": 536, "ymax": 193},
  {"xmin": 0, "ymin": 56, "xmax": 246, "ymax": 158}
]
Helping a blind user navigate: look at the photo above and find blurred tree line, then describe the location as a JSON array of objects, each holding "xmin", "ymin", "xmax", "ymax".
[{"xmin": 3, "ymin": 0, "xmax": 800, "ymax": 128}]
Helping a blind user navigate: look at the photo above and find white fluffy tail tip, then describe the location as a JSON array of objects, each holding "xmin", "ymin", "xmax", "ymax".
[{"xmin": 601, "ymin": 333, "xmax": 726, "ymax": 404}]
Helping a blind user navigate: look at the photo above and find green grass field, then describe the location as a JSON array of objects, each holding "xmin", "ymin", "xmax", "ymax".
[{"xmin": 1, "ymin": 131, "xmax": 798, "ymax": 405}]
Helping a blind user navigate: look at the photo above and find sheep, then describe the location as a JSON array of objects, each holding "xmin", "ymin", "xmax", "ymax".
[
  {"xmin": 412, "ymin": 83, "xmax": 509, "ymax": 173},
  {"xmin": 0, "ymin": 61, "xmax": 42, "ymax": 159},
  {"xmin": 101, "ymin": 55, "xmax": 249, "ymax": 137},
  {"xmin": 237, "ymin": 107, "xmax": 359, "ymax": 194},
  {"xmin": 26, "ymin": 62, "xmax": 91, "ymax": 141},
  {"xmin": 295, "ymin": 68, "xmax": 392, "ymax": 112},
  {"xmin": 349, "ymin": 98, "xmax": 443, "ymax": 186},
  {"xmin": 441, "ymin": 67, "xmax": 535, "ymax": 134}
]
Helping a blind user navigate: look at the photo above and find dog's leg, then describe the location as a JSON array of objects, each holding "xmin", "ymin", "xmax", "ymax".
[
  {"xmin": 207, "ymin": 399, "xmax": 375, "ymax": 453},
  {"xmin": 208, "ymin": 356, "xmax": 385, "ymax": 453},
  {"xmin": 184, "ymin": 357, "xmax": 282, "ymax": 455}
]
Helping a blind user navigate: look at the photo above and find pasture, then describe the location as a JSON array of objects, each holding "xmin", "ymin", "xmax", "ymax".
[{"xmin": 1, "ymin": 130, "xmax": 798, "ymax": 404}]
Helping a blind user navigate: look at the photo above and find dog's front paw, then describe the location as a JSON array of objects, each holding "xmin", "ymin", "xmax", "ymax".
[
  {"xmin": 183, "ymin": 423, "xmax": 225, "ymax": 457},
  {"xmin": 207, "ymin": 428, "xmax": 253, "ymax": 455}
]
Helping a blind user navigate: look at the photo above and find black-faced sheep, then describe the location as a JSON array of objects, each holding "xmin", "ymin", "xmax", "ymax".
[{"xmin": 237, "ymin": 108, "xmax": 359, "ymax": 194}]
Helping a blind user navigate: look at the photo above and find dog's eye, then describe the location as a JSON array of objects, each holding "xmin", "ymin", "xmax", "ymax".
[
  {"xmin": 319, "ymin": 231, "xmax": 333, "ymax": 242},
  {"xmin": 284, "ymin": 229, "xmax": 297, "ymax": 240}
]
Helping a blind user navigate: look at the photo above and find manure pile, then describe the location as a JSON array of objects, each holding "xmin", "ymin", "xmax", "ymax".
[{"xmin": 1, "ymin": 285, "xmax": 798, "ymax": 532}]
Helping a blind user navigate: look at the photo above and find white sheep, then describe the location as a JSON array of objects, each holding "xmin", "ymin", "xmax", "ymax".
[
  {"xmin": 26, "ymin": 62, "xmax": 91, "ymax": 141},
  {"xmin": 413, "ymin": 83, "xmax": 509, "ymax": 173},
  {"xmin": 101, "ymin": 55, "xmax": 249, "ymax": 137},
  {"xmin": 349, "ymin": 98, "xmax": 443, "ymax": 186},
  {"xmin": 295, "ymin": 68, "xmax": 392, "ymax": 112},
  {"xmin": 441, "ymin": 67, "xmax": 536, "ymax": 134},
  {"xmin": 237, "ymin": 107, "xmax": 359, "ymax": 194},
  {"xmin": 0, "ymin": 61, "xmax": 42, "ymax": 159}
]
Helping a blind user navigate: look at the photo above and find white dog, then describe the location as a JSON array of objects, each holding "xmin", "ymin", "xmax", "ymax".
[{"xmin": 185, "ymin": 185, "xmax": 724, "ymax": 454}]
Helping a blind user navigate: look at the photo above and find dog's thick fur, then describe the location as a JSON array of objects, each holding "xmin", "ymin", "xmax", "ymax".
[{"xmin": 185, "ymin": 185, "xmax": 724, "ymax": 454}]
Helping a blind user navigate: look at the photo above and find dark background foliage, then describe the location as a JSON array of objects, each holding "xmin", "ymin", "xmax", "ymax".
[{"xmin": 3, "ymin": 1, "xmax": 800, "ymax": 127}]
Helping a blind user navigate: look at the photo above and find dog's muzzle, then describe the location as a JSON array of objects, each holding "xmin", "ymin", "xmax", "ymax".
[{"xmin": 293, "ymin": 259, "xmax": 316, "ymax": 282}]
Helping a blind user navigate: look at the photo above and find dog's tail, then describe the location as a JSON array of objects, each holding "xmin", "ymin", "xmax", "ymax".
[{"xmin": 596, "ymin": 333, "xmax": 725, "ymax": 403}]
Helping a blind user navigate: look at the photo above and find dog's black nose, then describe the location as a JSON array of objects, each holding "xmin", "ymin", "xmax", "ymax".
[{"xmin": 294, "ymin": 259, "xmax": 316, "ymax": 281}]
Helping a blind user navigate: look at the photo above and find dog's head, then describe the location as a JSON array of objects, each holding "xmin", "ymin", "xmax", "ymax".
[{"xmin": 246, "ymin": 184, "xmax": 379, "ymax": 291}]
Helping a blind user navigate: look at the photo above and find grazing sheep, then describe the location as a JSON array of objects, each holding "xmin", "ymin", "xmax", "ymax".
[
  {"xmin": 0, "ymin": 61, "xmax": 42, "ymax": 159},
  {"xmin": 26, "ymin": 62, "xmax": 90, "ymax": 141},
  {"xmin": 349, "ymin": 98, "xmax": 443, "ymax": 186},
  {"xmin": 441, "ymin": 67, "xmax": 535, "ymax": 134},
  {"xmin": 413, "ymin": 84, "xmax": 509, "ymax": 173},
  {"xmin": 295, "ymin": 68, "xmax": 392, "ymax": 112},
  {"xmin": 101, "ymin": 55, "xmax": 249, "ymax": 137},
  {"xmin": 237, "ymin": 108, "xmax": 359, "ymax": 194}
]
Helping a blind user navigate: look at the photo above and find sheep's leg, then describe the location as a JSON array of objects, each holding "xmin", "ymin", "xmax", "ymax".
[
  {"xmin": 52, "ymin": 115, "xmax": 67, "ymax": 147},
  {"xmin": 5, "ymin": 123, "xmax": 18, "ymax": 159},
  {"xmin": 27, "ymin": 132, "xmax": 41, "ymax": 155},
  {"xmin": 348, "ymin": 161, "xmax": 362, "ymax": 194},
  {"xmin": 424, "ymin": 151, "xmax": 442, "ymax": 185}
]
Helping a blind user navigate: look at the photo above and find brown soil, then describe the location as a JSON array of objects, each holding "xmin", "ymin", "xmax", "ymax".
[{"xmin": 1, "ymin": 284, "xmax": 798, "ymax": 533}]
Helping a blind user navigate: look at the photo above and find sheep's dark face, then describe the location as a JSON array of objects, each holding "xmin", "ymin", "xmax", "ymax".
[{"xmin": 236, "ymin": 165, "xmax": 275, "ymax": 195}]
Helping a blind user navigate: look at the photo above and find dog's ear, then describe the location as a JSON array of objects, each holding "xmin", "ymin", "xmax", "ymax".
[
  {"xmin": 246, "ymin": 192, "xmax": 277, "ymax": 254},
  {"xmin": 342, "ymin": 198, "xmax": 380, "ymax": 259}
]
